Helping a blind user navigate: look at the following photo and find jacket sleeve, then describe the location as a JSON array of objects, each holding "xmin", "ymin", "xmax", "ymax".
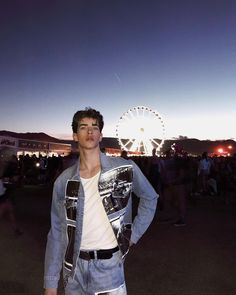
[
  {"xmin": 130, "ymin": 160, "xmax": 158, "ymax": 244},
  {"xmin": 44, "ymin": 179, "xmax": 64, "ymax": 289}
]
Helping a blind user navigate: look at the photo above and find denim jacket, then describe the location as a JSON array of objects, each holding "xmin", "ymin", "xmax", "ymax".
[{"xmin": 44, "ymin": 153, "xmax": 158, "ymax": 289}]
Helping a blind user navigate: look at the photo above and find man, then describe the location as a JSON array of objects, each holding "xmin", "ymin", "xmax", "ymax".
[
  {"xmin": 159, "ymin": 149, "xmax": 191, "ymax": 226},
  {"xmin": 44, "ymin": 107, "xmax": 158, "ymax": 295},
  {"xmin": 198, "ymin": 152, "xmax": 213, "ymax": 194}
]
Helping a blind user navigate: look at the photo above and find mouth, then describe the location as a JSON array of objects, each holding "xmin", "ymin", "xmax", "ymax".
[{"xmin": 86, "ymin": 137, "xmax": 94, "ymax": 141}]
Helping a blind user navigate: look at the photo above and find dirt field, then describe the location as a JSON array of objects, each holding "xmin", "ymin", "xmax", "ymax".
[{"xmin": 1, "ymin": 185, "xmax": 236, "ymax": 295}]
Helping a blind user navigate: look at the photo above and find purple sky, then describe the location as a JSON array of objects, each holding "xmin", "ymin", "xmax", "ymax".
[{"xmin": 0, "ymin": 0, "xmax": 236, "ymax": 140}]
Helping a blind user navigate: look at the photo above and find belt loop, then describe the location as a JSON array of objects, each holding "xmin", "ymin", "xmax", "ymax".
[{"xmin": 94, "ymin": 250, "xmax": 98, "ymax": 260}]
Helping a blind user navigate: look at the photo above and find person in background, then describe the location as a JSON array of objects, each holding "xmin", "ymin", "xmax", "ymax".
[
  {"xmin": 0, "ymin": 176, "xmax": 22, "ymax": 236},
  {"xmin": 198, "ymin": 152, "xmax": 212, "ymax": 194},
  {"xmin": 159, "ymin": 148, "xmax": 191, "ymax": 226}
]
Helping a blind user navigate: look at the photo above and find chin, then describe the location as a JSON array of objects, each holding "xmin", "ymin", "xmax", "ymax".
[{"xmin": 80, "ymin": 143, "xmax": 100, "ymax": 149}]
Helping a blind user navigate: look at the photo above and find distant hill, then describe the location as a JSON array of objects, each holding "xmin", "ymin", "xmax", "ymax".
[
  {"xmin": 0, "ymin": 130, "xmax": 62, "ymax": 143},
  {"xmin": 1, "ymin": 130, "xmax": 235, "ymax": 156}
]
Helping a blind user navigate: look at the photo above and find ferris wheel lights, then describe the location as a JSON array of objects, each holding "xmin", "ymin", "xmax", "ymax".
[{"xmin": 116, "ymin": 106, "xmax": 165, "ymax": 156}]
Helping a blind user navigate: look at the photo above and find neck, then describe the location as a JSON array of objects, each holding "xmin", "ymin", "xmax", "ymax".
[{"xmin": 79, "ymin": 147, "xmax": 101, "ymax": 178}]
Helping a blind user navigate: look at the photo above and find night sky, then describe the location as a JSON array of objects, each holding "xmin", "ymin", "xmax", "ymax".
[{"xmin": 0, "ymin": 0, "xmax": 235, "ymax": 140}]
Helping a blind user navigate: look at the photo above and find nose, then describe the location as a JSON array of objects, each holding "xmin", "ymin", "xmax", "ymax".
[{"xmin": 88, "ymin": 127, "xmax": 93, "ymax": 134}]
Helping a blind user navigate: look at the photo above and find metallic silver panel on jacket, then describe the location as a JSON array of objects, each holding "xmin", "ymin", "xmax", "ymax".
[
  {"xmin": 64, "ymin": 180, "xmax": 80, "ymax": 272},
  {"xmin": 98, "ymin": 165, "xmax": 133, "ymax": 257}
]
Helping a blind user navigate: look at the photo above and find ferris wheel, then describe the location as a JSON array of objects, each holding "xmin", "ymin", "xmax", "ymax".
[{"xmin": 116, "ymin": 106, "xmax": 165, "ymax": 156}]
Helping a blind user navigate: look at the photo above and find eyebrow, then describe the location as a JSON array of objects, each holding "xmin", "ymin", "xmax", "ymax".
[{"xmin": 79, "ymin": 123, "xmax": 99, "ymax": 127}]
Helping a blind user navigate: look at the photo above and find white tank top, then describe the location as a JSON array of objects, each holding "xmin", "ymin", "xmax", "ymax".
[{"xmin": 80, "ymin": 171, "xmax": 117, "ymax": 250}]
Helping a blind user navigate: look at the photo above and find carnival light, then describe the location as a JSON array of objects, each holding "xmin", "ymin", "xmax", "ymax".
[{"xmin": 218, "ymin": 148, "xmax": 224, "ymax": 153}]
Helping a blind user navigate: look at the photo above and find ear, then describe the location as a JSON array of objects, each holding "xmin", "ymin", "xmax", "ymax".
[
  {"xmin": 73, "ymin": 133, "xmax": 79, "ymax": 142},
  {"xmin": 99, "ymin": 132, "xmax": 103, "ymax": 142}
]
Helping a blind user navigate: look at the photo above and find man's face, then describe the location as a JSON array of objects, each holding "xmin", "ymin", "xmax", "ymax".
[{"xmin": 73, "ymin": 117, "xmax": 102, "ymax": 150}]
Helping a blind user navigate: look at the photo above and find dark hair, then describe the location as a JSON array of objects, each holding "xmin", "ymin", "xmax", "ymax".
[
  {"xmin": 72, "ymin": 107, "xmax": 104, "ymax": 133},
  {"xmin": 202, "ymin": 152, "xmax": 208, "ymax": 159}
]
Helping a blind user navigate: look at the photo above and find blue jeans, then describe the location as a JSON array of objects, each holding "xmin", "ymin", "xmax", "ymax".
[{"xmin": 65, "ymin": 251, "xmax": 126, "ymax": 295}]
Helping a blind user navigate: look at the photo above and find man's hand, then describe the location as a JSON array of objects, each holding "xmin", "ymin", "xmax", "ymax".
[{"xmin": 44, "ymin": 288, "xmax": 57, "ymax": 295}]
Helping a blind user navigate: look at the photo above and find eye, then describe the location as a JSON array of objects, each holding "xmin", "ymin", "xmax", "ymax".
[{"xmin": 79, "ymin": 126, "xmax": 86, "ymax": 130}]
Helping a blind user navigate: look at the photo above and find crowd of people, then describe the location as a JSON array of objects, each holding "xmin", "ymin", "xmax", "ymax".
[
  {"xmin": 135, "ymin": 150, "xmax": 236, "ymax": 197},
  {"xmin": 0, "ymin": 154, "xmax": 67, "ymax": 186},
  {"xmin": 0, "ymin": 149, "xmax": 236, "ymax": 233},
  {"xmin": 1, "ymin": 150, "xmax": 236, "ymax": 195},
  {"xmin": 131, "ymin": 149, "xmax": 236, "ymax": 225}
]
